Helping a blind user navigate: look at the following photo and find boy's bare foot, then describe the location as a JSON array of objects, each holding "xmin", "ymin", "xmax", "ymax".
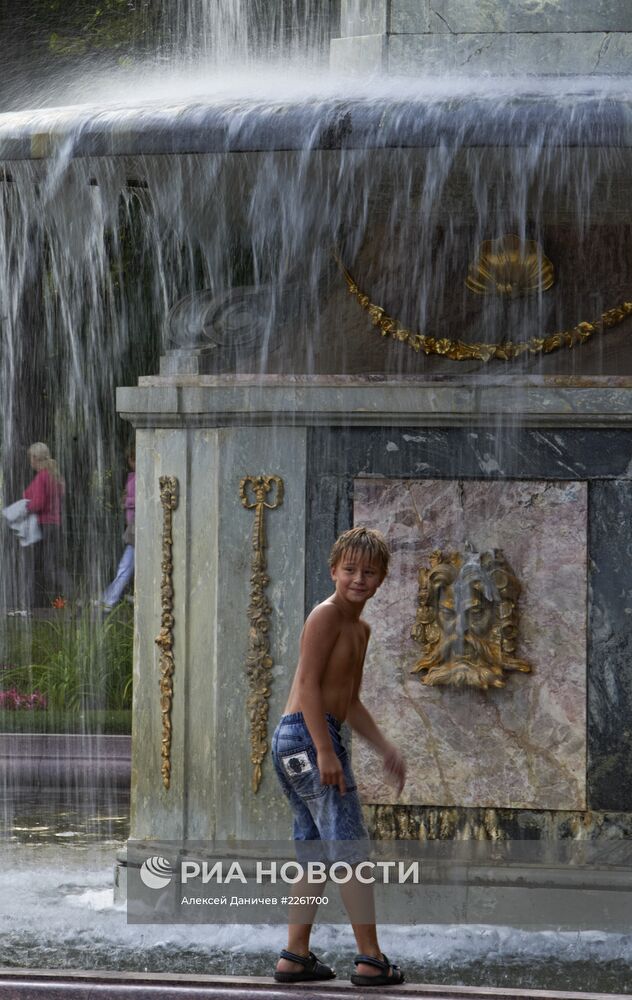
[
  {"xmin": 355, "ymin": 959, "xmax": 395, "ymax": 977},
  {"xmin": 276, "ymin": 954, "xmax": 306, "ymax": 975},
  {"xmin": 274, "ymin": 950, "xmax": 336, "ymax": 983},
  {"xmin": 354, "ymin": 948, "xmax": 389, "ymax": 977},
  {"xmin": 351, "ymin": 953, "xmax": 405, "ymax": 986}
]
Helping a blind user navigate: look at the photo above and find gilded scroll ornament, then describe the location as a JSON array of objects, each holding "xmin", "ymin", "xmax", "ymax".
[
  {"xmin": 155, "ymin": 475, "xmax": 179, "ymax": 790},
  {"xmin": 465, "ymin": 235, "xmax": 554, "ymax": 297},
  {"xmin": 240, "ymin": 475, "xmax": 284, "ymax": 793},
  {"xmin": 411, "ymin": 549, "xmax": 531, "ymax": 690},
  {"xmin": 337, "ymin": 256, "xmax": 632, "ymax": 362}
]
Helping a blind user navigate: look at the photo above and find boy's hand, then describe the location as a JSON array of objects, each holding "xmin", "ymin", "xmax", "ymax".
[
  {"xmin": 317, "ymin": 749, "xmax": 347, "ymax": 796},
  {"xmin": 382, "ymin": 743, "xmax": 406, "ymax": 795}
]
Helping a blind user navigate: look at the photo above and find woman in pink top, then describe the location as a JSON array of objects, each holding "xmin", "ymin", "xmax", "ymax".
[{"xmin": 23, "ymin": 442, "xmax": 65, "ymax": 606}]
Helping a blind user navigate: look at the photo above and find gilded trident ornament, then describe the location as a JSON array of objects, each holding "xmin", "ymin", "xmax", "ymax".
[
  {"xmin": 411, "ymin": 548, "xmax": 531, "ymax": 690},
  {"xmin": 155, "ymin": 475, "xmax": 179, "ymax": 789},
  {"xmin": 465, "ymin": 234, "xmax": 554, "ymax": 297},
  {"xmin": 240, "ymin": 475, "xmax": 284, "ymax": 793}
]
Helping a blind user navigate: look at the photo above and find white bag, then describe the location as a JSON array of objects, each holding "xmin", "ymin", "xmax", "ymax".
[{"xmin": 2, "ymin": 499, "xmax": 42, "ymax": 547}]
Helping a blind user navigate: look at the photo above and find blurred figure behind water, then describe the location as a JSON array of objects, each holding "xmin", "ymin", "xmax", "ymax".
[
  {"xmin": 22, "ymin": 442, "xmax": 66, "ymax": 609},
  {"xmin": 102, "ymin": 444, "xmax": 136, "ymax": 611}
]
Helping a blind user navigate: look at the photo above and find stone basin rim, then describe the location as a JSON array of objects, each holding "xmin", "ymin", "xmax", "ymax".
[
  {"xmin": 2, "ymin": 91, "xmax": 632, "ymax": 160},
  {"xmin": 134, "ymin": 373, "xmax": 632, "ymax": 388}
]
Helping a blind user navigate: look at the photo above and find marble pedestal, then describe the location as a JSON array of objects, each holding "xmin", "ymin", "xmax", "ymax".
[
  {"xmin": 118, "ymin": 366, "xmax": 632, "ymax": 864},
  {"xmin": 117, "ymin": 372, "xmax": 632, "ymax": 851}
]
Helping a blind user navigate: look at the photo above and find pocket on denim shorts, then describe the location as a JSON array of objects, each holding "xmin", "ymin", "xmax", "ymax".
[{"xmin": 277, "ymin": 743, "xmax": 326, "ymax": 800}]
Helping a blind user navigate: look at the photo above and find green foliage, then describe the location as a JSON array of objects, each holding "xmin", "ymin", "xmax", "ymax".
[
  {"xmin": 1, "ymin": 603, "xmax": 133, "ymax": 715},
  {"xmin": 32, "ymin": 0, "xmax": 155, "ymax": 59}
]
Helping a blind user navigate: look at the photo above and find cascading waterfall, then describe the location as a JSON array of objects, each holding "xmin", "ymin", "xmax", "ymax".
[
  {"xmin": 0, "ymin": 1, "xmax": 337, "ymax": 113},
  {"xmin": 0, "ymin": 82, "xmax": 628, "ymax": 595},
  {"xmin": 160, "ymin": 0, "xmax": 336, "ymax": 65}
]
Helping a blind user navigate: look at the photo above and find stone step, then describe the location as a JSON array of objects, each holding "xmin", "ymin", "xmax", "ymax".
[{"xmin": 1, "ymin": 971, "xmax": 630, "ymax": 1000}]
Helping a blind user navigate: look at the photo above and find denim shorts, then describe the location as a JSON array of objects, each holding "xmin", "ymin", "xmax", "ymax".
[{"xmin": 272, "ymin": 711, "xmax": 369, "ymax": 864}]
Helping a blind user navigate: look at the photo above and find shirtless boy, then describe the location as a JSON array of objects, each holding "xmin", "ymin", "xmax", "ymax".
[{"xmin": 271, "ymin": 526, "xmax": 407, "ymax": 987}]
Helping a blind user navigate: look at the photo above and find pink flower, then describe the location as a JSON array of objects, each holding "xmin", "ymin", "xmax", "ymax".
[{"xmin": 0, "ymin": 687, "xmax": 47, "ymax": 710}]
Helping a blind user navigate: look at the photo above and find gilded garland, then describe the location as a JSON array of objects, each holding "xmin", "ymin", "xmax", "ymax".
[
  {"xmin": 240, "ymin": 475, "xmax": 285, "ymax": 793},
  {"xmin": 337, "ymin": 253, "xmax": 632, "ymax": 363},
  {"xmin": 155, "ymin": 475, "xmax": 179, "ymax": 790}
]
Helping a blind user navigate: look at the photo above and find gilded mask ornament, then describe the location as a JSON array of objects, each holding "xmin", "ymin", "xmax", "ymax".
[
  {"xmin": 465, "ymin": 234, "xmax": 554, "ymax": 298},
  {"xmin": 411, "ymin": 549, "xmax": 531, "ymax": 690}
]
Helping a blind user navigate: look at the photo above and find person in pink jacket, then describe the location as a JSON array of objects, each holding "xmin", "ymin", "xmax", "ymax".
[{"xmin": 23, "ymin": 442, "xmax": 65, "ymax": 607}]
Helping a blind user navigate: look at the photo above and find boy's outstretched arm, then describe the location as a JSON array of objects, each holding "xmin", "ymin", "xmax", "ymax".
[
  {"xmin": 346, "ymin": 698, "xmax": 407, "ymax": 794},
  {"xmin": 294, "ymin": 603, "xmax": 348, "ymax": 794}
]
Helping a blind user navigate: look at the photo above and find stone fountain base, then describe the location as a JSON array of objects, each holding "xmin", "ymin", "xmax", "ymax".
[{"xmin": 116, "ymin": 372, "xmax": 632, "ymax": 847}]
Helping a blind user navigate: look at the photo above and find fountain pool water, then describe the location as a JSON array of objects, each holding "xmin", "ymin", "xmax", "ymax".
[{"xmin": 2, "ymin": 835, "xmax": 632, "ymax": 990}]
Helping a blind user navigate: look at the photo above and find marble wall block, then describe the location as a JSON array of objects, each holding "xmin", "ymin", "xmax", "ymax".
[
  {"xmin": 343, "ymin": 0, "xmax": 632, "ymax": 37},
  {"xmin": 402, "ymin": 0, "xmax": 632, "ymax": 34},
  {"xmin": 386, "ymin": 32, "xmax": 632, "ymax": 76},
  {"xmin": 305, "ymin": 425, "xmax": 632, "ymax": 813},
  {"xmin": 353, "ymin": 478, "xmax": 587, "ymax": 811}
]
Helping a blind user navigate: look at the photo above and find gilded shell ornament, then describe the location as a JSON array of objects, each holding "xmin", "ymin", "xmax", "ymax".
[{"xmin": 465, "ymin": 235, "xmax": 554, "ymax": 298}]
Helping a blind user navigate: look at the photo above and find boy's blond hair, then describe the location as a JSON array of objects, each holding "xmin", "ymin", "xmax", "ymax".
[{"xmin": 328, "ymin": 526, "xmax": 390, "ymax": 577}]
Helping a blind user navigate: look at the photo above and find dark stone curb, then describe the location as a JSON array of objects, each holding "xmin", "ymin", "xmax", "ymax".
[
  {"xmin": 0, "ymin": 971, "xmax": 629, "ymax": 1000},
  {"xmin": 0, "ymin": 734, "xmax": 131, "ymax": 788}
]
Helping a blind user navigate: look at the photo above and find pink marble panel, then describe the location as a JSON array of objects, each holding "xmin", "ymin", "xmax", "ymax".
[{"xmin": 353, "ymin": 478, "xmax": 587, "ymax": 811}]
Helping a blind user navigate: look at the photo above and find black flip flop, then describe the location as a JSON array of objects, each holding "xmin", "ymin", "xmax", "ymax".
[
  {"xmin": 273, "ymin": 949, "xmax": 337, "ymax": 983},
  {"xmin": 350, "ymin": 952, "xmax": 405, "ymax": 987}
]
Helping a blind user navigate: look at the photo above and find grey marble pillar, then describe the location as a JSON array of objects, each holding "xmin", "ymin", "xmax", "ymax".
[{"xmin": 120, "ymin": 416, "xmax": 306, "ymax": 843}]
